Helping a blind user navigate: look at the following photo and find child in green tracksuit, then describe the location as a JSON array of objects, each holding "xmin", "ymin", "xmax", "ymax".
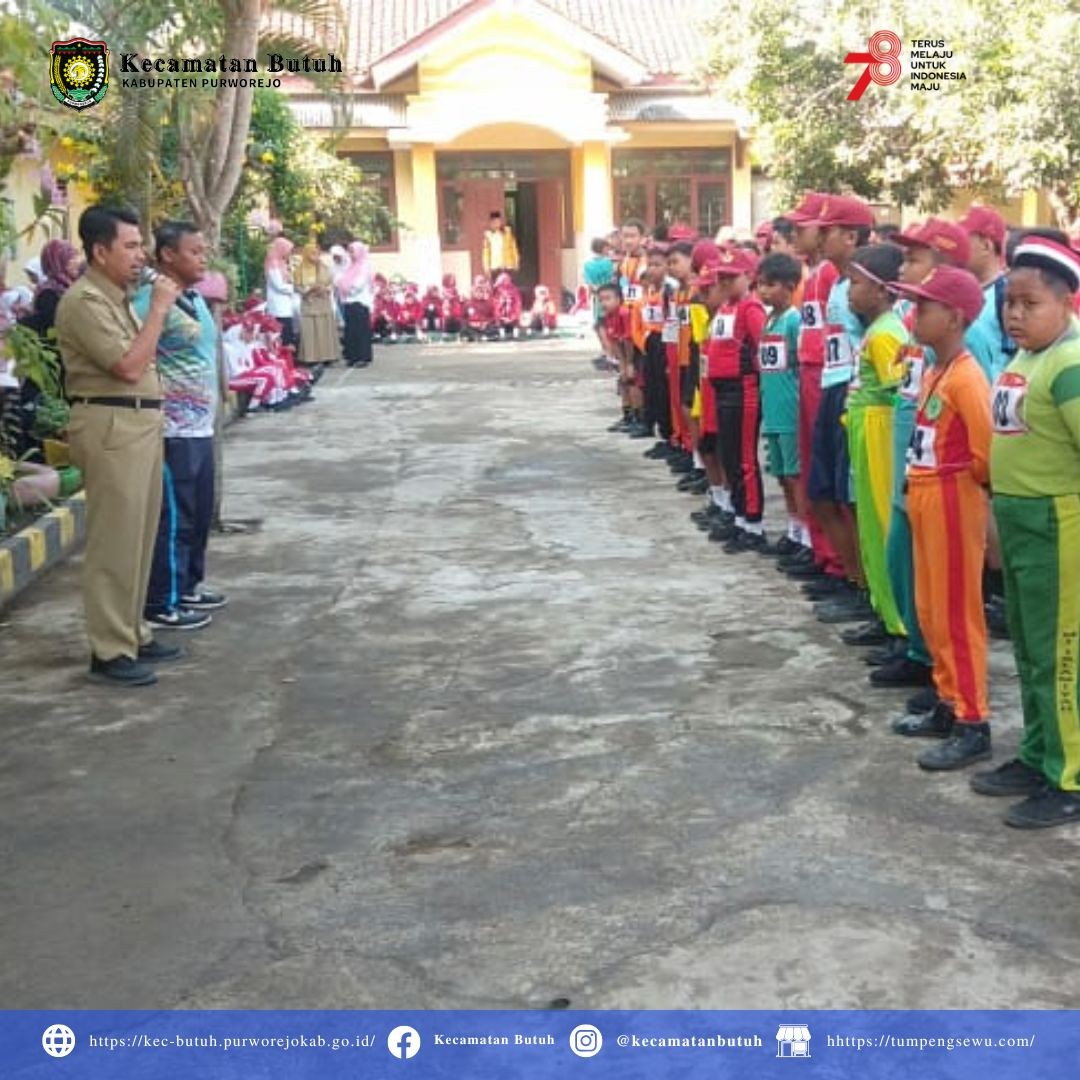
[
  {"xmin": 843, "ymin": 244, "xmax": 907, "ymax": 647},
  {"xmin": 973, "ymin": 236, "xmax": 1080, "ymax": 829}
]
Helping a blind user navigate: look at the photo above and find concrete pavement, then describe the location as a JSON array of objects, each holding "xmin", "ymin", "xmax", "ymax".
[{"xmin": 2, "ymin": 338, "xmax": 1078, "ymax": 1009}]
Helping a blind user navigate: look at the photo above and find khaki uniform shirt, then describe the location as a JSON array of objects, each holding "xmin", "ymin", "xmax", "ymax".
[{"xmin": 56, "ymin": 267, "xmax": 161, "ymax": 399}]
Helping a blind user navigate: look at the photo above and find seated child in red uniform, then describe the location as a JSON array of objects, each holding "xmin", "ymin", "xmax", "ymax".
[
  {"xmin": 441, "ymin": 273, "xmax": 464, "ymax": 336},
  {"xmin": 493, "ymin": 272, "xmax": 523, "ymax": 338},
  {"xmin": 464, "ymin": 276, "xmax": 497, "ymax": 341},
  {"xmin": 529, "ymin": 285, "xmax": 558, "ymax": 334}
]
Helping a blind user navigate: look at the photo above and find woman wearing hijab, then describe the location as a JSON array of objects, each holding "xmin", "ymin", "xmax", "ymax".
[
  {"xmin": 20, "ymin": 239, "xmax": 81, "ymax": 340},
  {"xmin": 295, "ymin": 241, "xmax": 341, "ymax": 372},
  {"xmin": 336, "ymin": 241, "xmax": 374, "ymax": 368},
  {"xmin": 264, "ymin": 237, "xmax": 298, "ymax": 347}
]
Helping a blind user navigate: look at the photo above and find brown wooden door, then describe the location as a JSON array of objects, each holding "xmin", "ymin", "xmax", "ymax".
[
  {"xmin": 461, "ymin": 179, "xmax": 506, "ymax": 284},
  {"xmin": 535, "ymin": 178, "xmax": 563, "ymax": 296}
]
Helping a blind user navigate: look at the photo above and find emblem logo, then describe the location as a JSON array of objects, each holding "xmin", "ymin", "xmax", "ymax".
[{"xmin": 51, "ymin": 38, "xmax": 109, "ymax": 110}]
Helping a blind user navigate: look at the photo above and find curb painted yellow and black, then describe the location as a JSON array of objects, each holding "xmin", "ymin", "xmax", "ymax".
[{"xmin": 0, "ymin": 492, "xmax": 86, "ymax": 610}]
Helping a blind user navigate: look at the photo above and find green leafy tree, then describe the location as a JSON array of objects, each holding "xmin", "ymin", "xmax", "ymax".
[{"xmin": 708, "ymin": 0, "xmax": 1080, "ymax": 231}]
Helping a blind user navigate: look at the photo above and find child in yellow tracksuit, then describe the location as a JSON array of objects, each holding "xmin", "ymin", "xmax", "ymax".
[
  {"xmin": 890, "ymin": 266, "xmax": 993, "ymax": 772},
  {"xmin": 842, "ymin": 245, "xmax": 907, "ymax": 646}
]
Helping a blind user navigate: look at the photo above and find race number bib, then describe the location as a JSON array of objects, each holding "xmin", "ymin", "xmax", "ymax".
[
  {"xmin": 759, "ymin": 335, "xmax": 789, "ymax": 373},
  {"xmin": 801, "ymin": 300, "xmax": 823, "ymax": 329},
  {"xmin": 824, "ymin": 328, "xmax": 854, "ymax": 377},
  {"xmin": 991, "ymin": 373, "xmax": 1028, "ymax": 435},
  {"xmin": 661, "ymin": 317, "xmax": 679, "ymax": 344},
  {"xmin": 625, "ymin": 283, "xmax": 643, "ymax": 302},
  {"xmin": 899, "ymin": 346, "xmax": 927, "ymax": 402},
  {"xmin": 643, "ymin": 303, "xmax": 665, "ymax": 324},
  {"xmin": 711, "ymin": 312, "xmax": 735, "ymax": 340},
  {"xmin": 907, "ymin": 422, "xmax": 938, "ymax": 469}
]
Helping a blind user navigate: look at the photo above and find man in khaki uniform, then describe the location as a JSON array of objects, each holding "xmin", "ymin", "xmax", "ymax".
[{"xmin": 56, "ymin": 205, "xmax": 183, "ymax": 687}]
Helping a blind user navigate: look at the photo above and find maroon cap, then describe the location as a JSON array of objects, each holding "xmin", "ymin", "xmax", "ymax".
[
  {"xmin": 715, "ymin": 248, "xmax": 759, "ymax": 277},
  {"xmin": 958, "ymin": 205, "xmax": 1007, "ymax": 250},
  {"xmin": 690, "ymin": 239, "xmax": 720, "ymax": 272},
  {"xmin": 668, "ymin": 223, "xmax": 698, "ymax": 242},
  {"xmin": 784, "ymin": 192, "xmax": 826, "ymax": 224},
  {"xmin": 809, "ymin": 194, "xmax": 875, "ymax": 229},
  {"xmin": 894, "ymin": 218, "xmax": 971, "ymax": 268},
  {"xmin": 892, "ymin": 265, "xmax": 985, "ymax": 324}
]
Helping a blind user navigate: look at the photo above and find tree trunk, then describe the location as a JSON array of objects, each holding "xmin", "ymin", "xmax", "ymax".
[{"xmin": 179, "ymin": 0, "xmax": 261, "ymax": 251}]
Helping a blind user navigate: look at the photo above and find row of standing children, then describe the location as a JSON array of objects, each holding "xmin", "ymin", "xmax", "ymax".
[{"xmin": 596, "ymin": 202, "xmax": 1080, "ymax": 831}]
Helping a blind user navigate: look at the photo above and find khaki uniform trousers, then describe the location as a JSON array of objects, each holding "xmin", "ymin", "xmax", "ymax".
[{"xmin": 68, "ymin": 403, "xmax": 164, "ymax": 661}]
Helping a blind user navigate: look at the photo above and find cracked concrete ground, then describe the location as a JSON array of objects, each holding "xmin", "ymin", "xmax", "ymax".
[{"xmin": 2, "ymin": 337, "xmax": 1079, "ymax": 1010}]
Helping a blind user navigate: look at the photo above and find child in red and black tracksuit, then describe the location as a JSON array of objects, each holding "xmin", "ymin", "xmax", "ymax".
[
  {"xmin": 422, "ymin": 285, "xmax": 442, "ymax": 335},
  {"xmin": 699, "ymin": 248, "xmax": 768, "ymax": 553},
  {"xmin": 493, "ymin": 272, "xmax": 523, "ymax": 338},
  {"xmin": 441, "ymin": 273, "xmax": 464, "ymax": 336}
]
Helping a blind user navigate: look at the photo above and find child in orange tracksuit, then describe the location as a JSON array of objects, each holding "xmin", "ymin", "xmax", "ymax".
[{"xmin": 891, "ymin": 266, "xmax": 994, "ymax": 772}]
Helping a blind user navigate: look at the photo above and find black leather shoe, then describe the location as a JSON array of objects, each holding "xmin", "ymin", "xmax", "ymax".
[
  {"xmin": 971, "ymin": 758, "xmax": 1045, "ymax": 797},
  {"xmin": 918, "ymin": 723, "xmax": 992, "ymax": 771},
  {"xmin": 892, "ymin": 701, "xmax": 954, "ymax": 737},
  {"xmin": 138, "ymin": 640, "xmax": 184, "ymax": 663},
  {"xmin": 869, "ymin": 656, "xmax": 934, "ymax": 687},
  {"xmin": 89, "ymin": 656, "xmax": 158, "ymax": 687},
  {"xmin": 841, "ymin": 620, "xmax": 889, "ymax": 647},
  {"xmin": 1004, "ymin": 789, "xmax": 1080, "ymax": 829}
]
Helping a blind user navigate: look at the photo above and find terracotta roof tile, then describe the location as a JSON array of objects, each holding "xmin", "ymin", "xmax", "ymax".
[{"xmin": 267, "ymin": 0, "xmax": 713, "ymax": 81}]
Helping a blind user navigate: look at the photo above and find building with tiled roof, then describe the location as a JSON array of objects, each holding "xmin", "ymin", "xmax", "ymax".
[{"xmin": 271, "ymin": 0, "xmax": 753, "ymax": 291}]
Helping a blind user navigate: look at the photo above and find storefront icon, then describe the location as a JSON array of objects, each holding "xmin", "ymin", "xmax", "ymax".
[{"xmin": 776, "ymin": 1025, "xmax": 811, "ymax": 1058}]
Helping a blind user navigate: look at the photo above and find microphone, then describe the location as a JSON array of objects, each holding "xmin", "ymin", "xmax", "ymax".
[{"xmin": 140, "ymin": 266, "xmax": 199, "ymax": 320}]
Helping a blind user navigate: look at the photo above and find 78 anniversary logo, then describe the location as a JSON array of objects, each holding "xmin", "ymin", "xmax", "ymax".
[{"xmin": 845, "ymin": 31, "xmax": 966, "ymax": 99}]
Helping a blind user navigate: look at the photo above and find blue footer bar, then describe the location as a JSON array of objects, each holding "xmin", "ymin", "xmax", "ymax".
[{"xmin": 3, "ymin": 1010, "xmax": 1068, "ymax": 1077}]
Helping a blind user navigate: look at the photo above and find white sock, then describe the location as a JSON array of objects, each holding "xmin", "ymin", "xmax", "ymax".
[
  {"xmin": 735, "ymin": 516, "xmax": 746, "ymax": 530},
  {"xmin": 788, "ymin": 518, "xmax": 801, "ymax": 542},
  {"xmin": 693, "ymin": 451, "xmax": 704, "ymax": 469},
  {"xmin": 799, "ymin": 522, "xmax": 812, "ymax": 546},
  {"xmin": 744, "ymin": 521, "xmax": 764, "ymax": 536},
  {"xmin": 710, "ymin": 486, "xmax": 725, "ymax": 508}
]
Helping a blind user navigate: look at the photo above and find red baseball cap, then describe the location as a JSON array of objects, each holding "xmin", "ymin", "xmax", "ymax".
[
  {"xmin": 668, "ymin": 223, "xmax": 698, "ymax": 242},
  {"xmin": 958, "ymin": 205, "xmax": 1007, "ymax": 250},
  {"xmin": 809, "ymin": 194, "xmax": 875, "ymax": 229},
  {"xmin": 693, "ymin": 248, "xmax": 757, "ymax": 285},
  {"xmin": 784, "ymin": 192, "xmax": 826, "ymax": 224},
  {"xmin": 894, "ymin": 218, "xmax": 971, "ymax": 268},
  {"xmin": 892, "ymin": 265, "xmax": 985, "ymax": 324}
]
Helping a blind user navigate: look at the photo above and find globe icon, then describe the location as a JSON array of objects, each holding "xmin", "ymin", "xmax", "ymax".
[{"xmin": 42, "ymin": 1024, "xmax": 76, "ymax": 1058}]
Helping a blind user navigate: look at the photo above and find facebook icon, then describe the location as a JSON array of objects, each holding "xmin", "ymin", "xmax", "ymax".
[{"xmin": 387, "ymin": 1025, "xmax": 421, "ymax": 1059}]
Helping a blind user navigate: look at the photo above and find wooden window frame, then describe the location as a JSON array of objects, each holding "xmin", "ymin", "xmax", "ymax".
[{"xmin": 612, "ymin": 154, "xmax": 733, "ymax": 235}]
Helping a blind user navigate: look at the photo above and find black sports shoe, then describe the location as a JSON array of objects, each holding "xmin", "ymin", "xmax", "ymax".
[
  {"xmin": 864, "ymin": 637, "xmax": 908, "ymax": 667},
  {"xmin": 892, "ymin": 701, "xmax": 954, "ymax": 738},
  {"xmin": 709, "ymin": 518, "xmax": 742, "ymax": 543},
  {"xmin": 816, "ymin": 591, "xmax": 874, "ymax": 624},
  {"xmin": 181, "ymin": 588, "xmax": 228, "ymax": 610},
  {"xmin": 801, "ymin": 576, "xmax": 847, "ymax": 599},
  {"xmin": 146, "ymin": 607, "xmax": 212, "ymax": 631},
  {"xmin": 918, "ymin": 723, "xmax": 992, "ymax": 771},
  {"xmin": 777, "ymin": 545, "xmax": 814, "ymax": 571},
  {"xmin": 607, "ymin": 417, "xmax": 632, "ymax": 433},
  {"xmin": 869, "ymin": 656, "xmax": 934, "ymax": 688},
  {"xmin": 683, "ymin": 476, "xmax": 709, "ymax": 495},
  {"xmin": 1005, "ymin": 788, "xmax": 1080, "ymax": 830},
  {"xmin": 627, "ymin": 423, "xmax": 653, "ymax": 438},
  {"xmin": 841, "ymin": 620, "xmax": 889, "ymax": 647},
  {"xmin": 89, "ymin": 656, "xmax": 158, "ymax": 688},
  {"xmin": 138, "ymin": 640, "xmax": 183, "ymax": 663},
  {"xmin": 725, "ymin": 530, "xmax": 767, "ymax": 554},
  {"xmin": 676, "ymin": 469, "xmax": 707, "ymax": 490},
  {"xmin": 762, "ymin": 534, "xmax": 800, "ymax": 558},
  {"xmin": 906, "ymin": 687, "xmax": 940, "ymax": 714},
  {"xmin": 644, "ymin": 442, "xmax": 670, "ymax": 459},
  {"xmin": 971, "ymin": 758, "xmax": 1046, "ymax": 797},
  {"xmin": 985, "ymin": 596, "xmax": 1011, "ymax": 640},
  {"xmin": 669, "ymin": 456, "xmax": 695, "ymax": 474},
  {"xmin": 787, "ymin": 557, "xmax": 830, "ymax": 579},
  {"xmin": 690, "ymin": 503, "xmax": 723, "ymax": 525}
]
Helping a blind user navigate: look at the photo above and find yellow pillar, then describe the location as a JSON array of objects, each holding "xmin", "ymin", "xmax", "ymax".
[
  {"xmin": 1020, "ymin": 189, "xmax": 1040, "ymax": 228},
  {"xmin": 573, "ymin": 140, "xmax": 613, "ymax": 278},
  {"xmin": 390, "ymin": 146, "xmax": 441, "ymax": 284},
  {"xmin": 731, "ymin": 137, "xmax": 753, "ymax": 233}
]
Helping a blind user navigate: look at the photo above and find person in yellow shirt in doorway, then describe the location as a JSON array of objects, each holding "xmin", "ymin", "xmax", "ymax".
[{"xmin": 482, "ymin": 210, "xmax": 520, "ymax": 281}]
